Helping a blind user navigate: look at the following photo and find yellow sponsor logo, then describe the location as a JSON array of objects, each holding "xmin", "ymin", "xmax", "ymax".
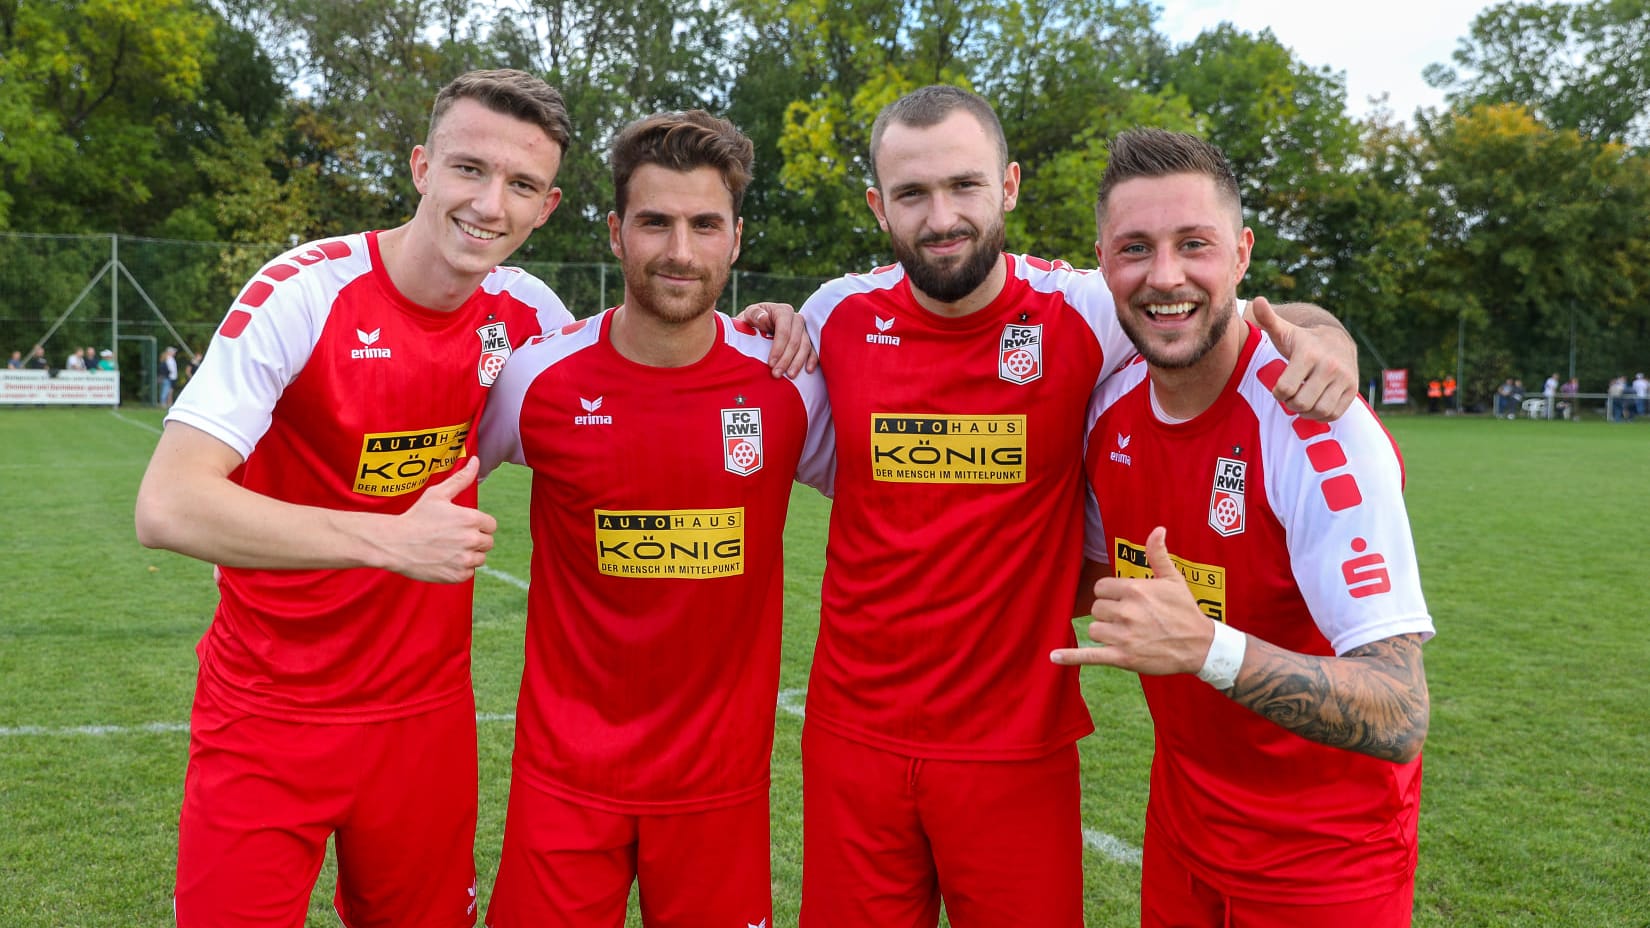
[
  {"xmin": 594, "ymin": 508, "xmax": 744, "ymax": 578},
  {"xmin": 869, "ymin": 414, "xmax": 1026, "ymax": 483},
  {"xmin": 1113, "ymin": 537, "xmax": 1228, "ymax": 622},
  {"xmin": 354, "ymin": 423, "xmax": 468, "ymax": 497}
]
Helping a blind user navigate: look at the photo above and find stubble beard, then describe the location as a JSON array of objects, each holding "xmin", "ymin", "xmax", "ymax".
[
  {"xmin": 622, "ymin": 256, "xmax": 731, "ymax": 325},
  {"xmin": 892, "ymin": 213, "xmax": 1007, "ymax": 304},
  {"xmin": 1119, "ymin": 290, "xmax": 1235, "ymax": 371}
]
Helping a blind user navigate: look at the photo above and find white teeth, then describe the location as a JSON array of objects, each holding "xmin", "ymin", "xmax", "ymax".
[
  {"xmin": 1146, "ymin": 302, "xmax": 1195, "ymax": 317},
  {"xmin": 457, "ymin": 220, "xmax": 501, "ymax": 240}
]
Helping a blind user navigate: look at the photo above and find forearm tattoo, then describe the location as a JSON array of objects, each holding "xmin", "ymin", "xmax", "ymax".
[{"xmin": 1226, "ymin": 632, "xmax": 1430, "ymax": 763}]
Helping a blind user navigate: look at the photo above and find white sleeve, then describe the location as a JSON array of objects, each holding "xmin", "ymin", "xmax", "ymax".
[
  {"xmin": 1080, "ymin": 388, "xmax": 1109, "ymax": 565},
  {"xmin": 166, "ymin": 239, "xmax": 365, "ymax": 458},
  {"xmin": 792, "ymin": 368, "xmax": 836, "ymax": 498},
  {"xmin": 475, "ymin": 340, "xmax": 550, "ymax": 480},
  {"xmin": 1256, "ymin": 392, "xmax": 1434, "ymax": 654}
]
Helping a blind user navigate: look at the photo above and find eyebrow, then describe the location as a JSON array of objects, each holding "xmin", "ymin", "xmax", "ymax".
[
  {"xmin": 888, "ymin": 170, "xmax": 990, "ymax": 196},
  {"xmin": 631, "ymin": 208, "xmax": 728, "ymax": 225}
]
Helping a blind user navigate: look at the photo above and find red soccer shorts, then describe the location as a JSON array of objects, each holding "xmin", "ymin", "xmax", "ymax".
[
  {"xmin": 799, "ymin": 723, "xmax": 1083, "ymax": 928},
  {"xmin": 1141, "ymin": 823, "xmax": 1416, "ymax": 927},
  {"xmin": 174, "ymin": 684, "xmax": 479, "ymax": 928},
  {"xmin": 483, "ymin": 783, "xmax": 772, "ymax": 928}
]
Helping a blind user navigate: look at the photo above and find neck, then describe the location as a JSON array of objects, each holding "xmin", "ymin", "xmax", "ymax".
[
  {"xmin": 376, "ymin": 223, "xmax": 485, "ymax": 313},
  {"xmin": 1148, "ymin": 321, "xmax": 1248, "ymax": 421},
  {"xmin": 609, "ymin": 303, "xmax": 717, "ymax": 368},
  {"xmin": 909, "ymin": 253, "xmax": 1009, "ymax": 318}
]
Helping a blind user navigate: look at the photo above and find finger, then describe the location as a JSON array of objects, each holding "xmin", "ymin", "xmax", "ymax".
[
  {"xmin": 425, "ymin": 456, "xmax": 480, "ymax": 501},
  {"xmin": 1248, "ymin": 296, "xmax": 1293, "ymax": 355},
  {"xmin": 1144, "ymin": 526, "xmax": 1175, "ymax": 579},
  {"xmin": 1049, "ymin": 645, "xmax": 1122, "ymax": 666},
  {"xmin": 770, "ymin": 315, "xmax": 804, "ymax": 378}
]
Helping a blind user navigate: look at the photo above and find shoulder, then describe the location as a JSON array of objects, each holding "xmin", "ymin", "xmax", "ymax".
[
  {"xmin": 236, "ymin": 233, "xmax": 372, "ymax": 310},
  {"xmin": 801, "ymin": 263, "xmax": 906, "ymax": 326}
]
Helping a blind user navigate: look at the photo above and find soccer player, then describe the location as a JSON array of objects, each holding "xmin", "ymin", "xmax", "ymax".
[
  {"xmin": 1054, "ymin": 128, "xmax": 1433, "ymax": 926},
  {"xmin": 473, "ymin": 110, "xmax": 833, "ymax": 928},
  {"xmin": 133, "ymin": 68, "xmax": 578, "ymax": 928},
  {"xmin": 795, "ymin": 85, "xmax": 1361, "ymax": 925}
]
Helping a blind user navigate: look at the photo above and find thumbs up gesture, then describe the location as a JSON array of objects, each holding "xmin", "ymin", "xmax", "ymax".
[
  {"xmin": 1050, "ymin": 527, "xmax": 1214, "ymax": 675},
  {"xmin": 385, "ymin": 456, "xmax": 498, "ymax": 583}
]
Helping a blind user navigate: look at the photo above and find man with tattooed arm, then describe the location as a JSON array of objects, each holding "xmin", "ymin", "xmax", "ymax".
[{"xmin": 1053, "ymin": 128, "xmax": 1433, "ymax": 927}]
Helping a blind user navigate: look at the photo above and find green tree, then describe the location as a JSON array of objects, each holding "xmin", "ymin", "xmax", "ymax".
[
  {"xmin": 0, "ymin": 0, "xmax": 216, "ymax": 231},
  {"xmin": 1427, "ymin": 0, "xmax": 1650, "ymax": 146},
  {"xmin": 1156, "ymin": 25, "xmax": 1361, "ymax": 299},
  {"xmin": 1415, "ymin": 103, "xmax": 1650, "ymax": 386}
]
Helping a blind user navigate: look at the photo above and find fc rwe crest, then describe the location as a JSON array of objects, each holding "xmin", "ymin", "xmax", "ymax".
[
  {"xmin": 476, "ymin": 322, "xmax": 511, "ymax": 386},
  {"xmin": 1208, "ymin": 457, "xmax": 1247, "ymax": 537},
  {"xmin": 998, "ymin": 324, "xmax": 1043, "ymax": 384},
  {"xmin": 722, "ymin": 407, "xmax": 763, "ymax": 475}
]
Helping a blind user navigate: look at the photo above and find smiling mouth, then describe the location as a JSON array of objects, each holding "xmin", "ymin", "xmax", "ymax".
[
  {"xmin": 456, "ymin": 220, "xmax": 502, "ymax": 241},
  {"xmin": 1143, "ymin": 301, "xmax": 1196, "ymax": 321}
]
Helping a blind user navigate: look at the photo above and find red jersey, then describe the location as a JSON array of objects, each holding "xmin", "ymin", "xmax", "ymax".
[
  {"xmin": 475, "ymin": 309, "xmax": 835, "ymax": 814},
  {"xmin": 167, "ymin": 231, "xmax": 572, "ymax": 723},
  {"xmin": 1081, "ymin": 323, "xmax": 1434, "ymax": 904},
  {"xmin": 801, "ymin": 256, "xmax": 1136, "ymax": 759}
]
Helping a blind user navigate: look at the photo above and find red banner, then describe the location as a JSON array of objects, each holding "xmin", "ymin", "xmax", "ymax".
[{"xmin": 1381, "ymin": 369, "xmax": 1409, "ymax": 405}]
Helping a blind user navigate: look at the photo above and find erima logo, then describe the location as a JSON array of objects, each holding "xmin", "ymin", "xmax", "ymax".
[
  {"xmin": 575, "ymin": 396, "xmax": 613, "ymax": 425},
  {"xmin": 866, "ymin": 315, "xmax": 901, "ymax": 346},
  {"xmin": 1109, "ymin": 433, "xmax": 1132, "ymax": 466},
  {"xmin": 351, "ymin": 328, "xmax": 391, "ymax": 359}
]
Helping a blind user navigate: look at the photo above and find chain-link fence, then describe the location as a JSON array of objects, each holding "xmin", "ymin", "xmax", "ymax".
[{"xmin": 0, "ymin": 233, "xmax": 830, "ymax": 406}]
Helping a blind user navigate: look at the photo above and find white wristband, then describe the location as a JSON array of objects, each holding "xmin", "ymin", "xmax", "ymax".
[{"xmin": 1196, "ymin": 621, "xmax": 1247, "ymax": 691}]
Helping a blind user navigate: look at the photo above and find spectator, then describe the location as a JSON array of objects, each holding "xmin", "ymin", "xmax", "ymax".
[
  {"xmin": 65, "ymin": 348, "xmax": 87, "ymax": 371},
  {"xmin": 1542, "ymin": 373, "xmax": 1559, "ymax": 419},
  {"xmin": 24, "ymin": 345, "xmax": 49, "ymax": 371},
  {"xmin": 1558, "ymin": 377, "xmax": 1579, "ymax": 420},
  {"xmin": 1607, "ymin": 376, "xmax": 1627, "ymax": 422},
  {"xmin": 7, "ymin": 350, "xmax": 22, "ymax": 369},
  {"xmin": 1634, "ymin": 372, "xmax": 1648, "ymax": 419},
  {"xmin": 1495, "ymin": 378, "xmax": 1514, "ymax": 419},
  {"xmin": 158, "ymin": 346, "xmax": 179, "ymax": 408},
  {"xmin": 1443, "ymin": 375, "xmax": 1457, "ymax": 413},
  {"xmin": 96, "ymin": 349, "xmax": 117, "ymax": 370},
  {"xmin": 1426, "ymin": 376, "xmax": 1442, "ymax": 413}
]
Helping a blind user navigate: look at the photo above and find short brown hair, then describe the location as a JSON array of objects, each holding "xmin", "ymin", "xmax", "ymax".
[
  {"xmin": 869, "ymin": 85, "xmax": 1008, "ymax": 187},
  {"xmin": 429, "ymin": 69, "xmax": 572, "ymax": 155},
  {"xmin": 1096, "ymin": 128, "xmax": 1242, "ymax": 232},
  {"xmin": 609, "ymin": 110, "xmax": 755, "ymax": 218}
]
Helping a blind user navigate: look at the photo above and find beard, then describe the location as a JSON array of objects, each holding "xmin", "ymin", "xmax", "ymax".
[
  {"xmin": 621, "ymin": 255, "xmax": 731, "ymax": 325},
  {"xmin": 890, "ymin": 213, "xmax": 1007, "ymax": 304},
  {"xmin": 1118, "ymin": 289, "xmax": 1235, "ymax": 370}
]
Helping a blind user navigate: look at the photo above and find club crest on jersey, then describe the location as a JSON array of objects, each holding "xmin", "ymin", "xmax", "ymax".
[
  {"xmin": 476, "ymin": 322, "xmax": 511, "ymax": 386},
  {"xmin": 998, "ymin": 324, "xmax": 1042, "ymax": 384},
  {"xmin": 722, "ymin": 407, "xmax": 763, "ymax": 476},
  {"xmin": 1208, "ymin": 456, "xmax": 1247, "ymax": 537}
]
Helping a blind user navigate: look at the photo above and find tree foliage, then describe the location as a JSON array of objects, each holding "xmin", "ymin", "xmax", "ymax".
[{"xmin": 1, "ymin": 0, "xmax": 1646, "ymax": 391}]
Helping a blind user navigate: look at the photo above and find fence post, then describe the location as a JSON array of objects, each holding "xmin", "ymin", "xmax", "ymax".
[{"xmin": 110, "ymin": 234, "xmax": 119, "ymax": 365}]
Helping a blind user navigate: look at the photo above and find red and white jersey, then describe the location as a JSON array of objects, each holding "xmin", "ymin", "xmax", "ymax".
[
  {"xmin": 475, "ymin": 309, "xmax": 834, "ymax": 814},
  {"xmin": 1081, "ymin": 323, "xmax": 1434, "ymax": 904},
  {"xmin": 801, "ymin": 256, "xmax": 1136, "ymax": 759},
  {"xmin": 167, "ymin": 231, "xmax": 572, "ymax": 723}
]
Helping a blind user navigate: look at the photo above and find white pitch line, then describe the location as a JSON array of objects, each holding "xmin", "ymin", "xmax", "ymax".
[
  {"xmin": 109, "ymin": 408, "xmax": 163, "ymax": 435},
  {"xmin": 0, "ymin": 713, "xmax": 518, "ymax": 738},
  {"xmin": 777, "ymin": 688, "xmax": 807, "ymax": 718},
  {"xmin": 1083, "ymin": 828, "xmax": 1143, "ymax": 865},
  {"xmin": 478, "ymin": 565, "xmax": 529, "ymax": 591}
]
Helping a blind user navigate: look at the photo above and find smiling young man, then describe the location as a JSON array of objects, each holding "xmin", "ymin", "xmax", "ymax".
[
  {"xmin": 1055, "ymin": 128, "xmax": 1433, "ymax": 927},
  {"xmin": 134, "ymin": 69, "xmax": 578, "ymax": 928},
  {"xmin": 473, "ymin": 110, "xmax": 833, "ymax": 928},
  {"xmin": 794, "ymin": 86, "xmax": 1362, "ymax": 926}
]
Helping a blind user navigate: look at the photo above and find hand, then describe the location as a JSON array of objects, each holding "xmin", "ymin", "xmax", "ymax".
[
  {"xmin": 736, "ymin": 301, "xmax": 818, "ymax": 378},
  {"xmin": 1250, "ymin": 296, "xmax": 1358, "ymax": 422},
  {"xmin": 384, "ymin": 456, "xmax": 497, "ymax": 583},
  {"xmin": 1049, "ymin": 526, "xmax": 1213, "ymax": 674}
]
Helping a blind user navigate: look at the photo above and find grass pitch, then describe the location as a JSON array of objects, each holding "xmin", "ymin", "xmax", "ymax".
[{"xmin": 0, "ymin": 408, "xmax": 1646, "ymax": 926}]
